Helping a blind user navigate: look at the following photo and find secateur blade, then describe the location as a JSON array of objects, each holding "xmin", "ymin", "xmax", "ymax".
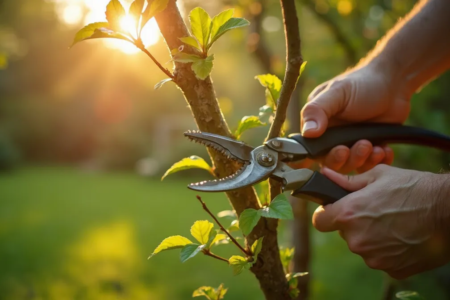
[{"xmin": 184, "ymin": 131, "xmax": 277, "ymax": 192}]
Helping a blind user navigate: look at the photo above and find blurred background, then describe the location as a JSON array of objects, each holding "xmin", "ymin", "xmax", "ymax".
[{"xmin": 1, "ymin": 0, "xmax": 450, "ymax": 299}]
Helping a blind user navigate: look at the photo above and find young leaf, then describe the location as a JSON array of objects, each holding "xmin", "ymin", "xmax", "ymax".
[
  {"xmin": 129, "ymin": 0, "xmax": 145, "ymax": 23},
  {"xmin": 210, "ymin": 233, "xmax": 227, "ymax": 246},
  {"xmin": 291, "ymin": 272, "xmax": 308, "ymax": 278},
  {"xmin": 209, "ymin": 9, "xmax": 234, "ymax": 45},
  {"xmin": 228, "ymin": 220, "xmax": 240, "ymax": 232},
  {"xmin": 189, "ymin": 7, "xmax": 212, "ymax": 48},
  {"xmin": 191, "ymin": 55, "xmax": 214, "ymax": 80},
  {"xmin": 161, "ymin": 155, "xmax": 212, "ymax": 180},
  {"xmin": 251, "ymin": 237, "xmax": 264, "ymax": 260},
  {"xmin": 173, "ymin": 52, "xmax": 201, "ymax": 63},
  {"xmin": 234, "ymin": 116, "xmax": 266, "ymax": 139},
  {"xmin": 255, "ymin": 74, "xmax": 282, "ymax": 110},
  {"xmin": 205, "ymin": 229, "xmax": 218, "ymax": 249},
  {"xmin": 289, "ymin": 288, "xmax": 300, "ymax": 299},
  {"xmin": 180, "ymin": 244, "xmax": 206, "ymax": 263},
  {"xmin": 217, "ymin": 210, "xmax": 236, "ymax": 219},
  {"xmin": 208, "ymin": 17, "xmax": 250, "ymax": 47},
  {"xmin": 255, "ymin": 179, "xmax": 270, "ymax": 205},
  {"xmin": 193, "ymin": 286, "xmax": 216, "ymax": 300},
  {"xmin": 179, "ymin": 36, "xmax": 202, "ymax": 51},
  {"xmin": 239, "ymin": 208, "xmax": 261, "ymax": 235},
  {"xmin": 229, "ymin": 255, "xmax": 252, "ymax": 275},
  {"xmin": 299, "ymin": 61, "xmax": 307, "ymax": 78},
  {"xmin": 190, "ymin": 220, "xmax": 214, "ymax": 244},
  {"xmin": 288, "ymin": 276, "xmax": 298, "ymax": 289},
  {"xmin": 216, "ymin": 284, "xmax": 228, "ymax": 299},
  {"xmin": 71, "ymin": 23, "xmax": 130, "ymax": 47},
  {"xmin": 279, "ymin": 247, "xmax": 295, "ymax": 270},
  {"xmin": 106, "ymin": 0, "xmax": 127, "ymax": 32},
  {"xmin": 149, "ymin": 235, "xmax": 192, "ymax": 258},
  {"xmin": 141, "ymin": 0, "xmax": 169, "ymax": 31},
  {"xmin": 154, "ymin": 78, "xmax": 173, "ymax": 90},
  {"xmin": 260, "ymin": 194, "xmax": 294, "ymax": 220}
]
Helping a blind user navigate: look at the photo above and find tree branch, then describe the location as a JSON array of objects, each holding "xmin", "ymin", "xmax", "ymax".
[
  {"xmin": 196, "ymin": 196, "xmax": 251, "ymax": 256},
  {"xmin": 266, "ymin": 0, "xmax": 303, "ymax": 141},
  {"xmin": 203, "ymin": 250, "xmax": 230, "ymax": 264},
  {"xmin": 136, "ymin": 41, "xmax": 174, "ymax": 78}
]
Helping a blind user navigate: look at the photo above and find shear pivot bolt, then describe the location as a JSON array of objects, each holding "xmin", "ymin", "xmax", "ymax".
[{"xmin": 257, "ymin": 152, "xmax": 275, "ymax": 167}]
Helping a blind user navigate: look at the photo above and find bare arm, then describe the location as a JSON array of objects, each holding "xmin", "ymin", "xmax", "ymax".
[{"xmin": 301, "ymin": 0, "xmax": 450, "ymax": 173}]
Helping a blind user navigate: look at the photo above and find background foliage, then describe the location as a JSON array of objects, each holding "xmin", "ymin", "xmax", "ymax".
[{"xmin": 0, "ymin": 0, "xmax": 449, "ymax": 299}]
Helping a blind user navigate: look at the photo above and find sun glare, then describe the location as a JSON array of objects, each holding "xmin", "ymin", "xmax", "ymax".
[{"xmin": 60, "ymin": 0, "xmax": 160, "ymax": 54}]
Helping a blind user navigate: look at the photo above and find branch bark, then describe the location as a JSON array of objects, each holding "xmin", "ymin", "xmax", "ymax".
[{"xmin": 155, "ymin": 1, "xmax": 290, "ymax": 299}]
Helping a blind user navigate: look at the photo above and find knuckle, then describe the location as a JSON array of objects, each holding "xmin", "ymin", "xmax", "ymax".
[
  {"xmin": 335, "ymin": 199, "xmax": 361, "ymax": 224},
  {"xmin": 372, "ymin": 164, "xmax": 388, "ymax": 173},
  {"xmin": 364, "ymin": 258, "xmax": 386, "ymax": 270},
  {"xmin": 347, "ymin": 238, "xmax": 364, "ymax": 254}
]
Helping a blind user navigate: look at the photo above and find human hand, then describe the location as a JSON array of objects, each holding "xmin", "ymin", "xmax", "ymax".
[
  {"xmin": 301, "ymin": 64, "xmax": 412, "ymax": 173},
  {"xmin": 313, "ymin": 165, "xmax": 450, "ymax": 279}
]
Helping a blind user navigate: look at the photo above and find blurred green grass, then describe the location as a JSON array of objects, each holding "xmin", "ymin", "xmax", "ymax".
[{"xmin": 0, "ymin": 167, "xmax": 445, "ymax": 299}]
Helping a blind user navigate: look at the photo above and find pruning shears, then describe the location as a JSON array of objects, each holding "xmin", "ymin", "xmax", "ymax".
[{"xmin": 185, "ymin": 124, "xmax": 450, "ymax": 205}]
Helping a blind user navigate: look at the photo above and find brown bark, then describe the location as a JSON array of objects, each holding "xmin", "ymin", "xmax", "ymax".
[{"xmin": 155, "ymin": 1, "xmax": 290, "ymax": 299}]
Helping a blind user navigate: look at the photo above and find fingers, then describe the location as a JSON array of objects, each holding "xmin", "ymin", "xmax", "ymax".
[
  {"xmin": 312, "ymin": 204, "xmax": 341, "ymax": 232},
  {"xmin": 321, "ymin": 167, "xmax": 377, "ymax": 192},
  {"xmin": 356, "ymin": 146, "xmax": 386, "ymax": 173},
  {"xmin": 382, "ymin": 146, "xmax": 394, "ymax": 165},
  {"xmin": 338, "ymin": 140, "xmax": 372, "ymax": 174},
  {"xmin": 301, "ymin": 81, "xmax": 347, "ymax": 138},
  {"xmin": 321, "ymin": 146, "xmax": 350, "ymax": 171}
]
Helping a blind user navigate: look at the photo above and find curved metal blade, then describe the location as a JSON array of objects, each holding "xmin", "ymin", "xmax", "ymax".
[
  {"xmin": 188, "ymin": 146, "xmax": 278, "ymax": 192},
  {"xmin": 185, "ymin": 131, "xmax": 253, "ymax": 162}
]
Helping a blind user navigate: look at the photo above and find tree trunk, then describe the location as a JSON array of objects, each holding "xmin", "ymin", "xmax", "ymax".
[{"xmin": 155, "ymin": 1, "xmax": 291, "ymax": 299}]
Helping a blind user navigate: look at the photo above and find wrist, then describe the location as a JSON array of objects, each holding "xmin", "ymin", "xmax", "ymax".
[{"xmin": 431, "ymin": 173, "xmax": 450, "ymax": 230}]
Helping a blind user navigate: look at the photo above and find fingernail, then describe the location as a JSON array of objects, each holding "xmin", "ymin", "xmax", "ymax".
[
  {"xmin": 335, "ymin": 149, "xmax": 347, "ymax": 162},
  {"xmin": 357, "ymin": 145, "xmax": 370, "ymax": 156},
  {"xmin": 302, "ymin": 120, "xmax": 317, "ymax": 134}
]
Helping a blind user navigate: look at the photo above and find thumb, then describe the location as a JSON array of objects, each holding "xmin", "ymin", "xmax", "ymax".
[
  {"xmin": 321, "ymin": 167, "xmax": 376, "ymax": 192},
  {"xmin": 301, "ymin": 81, "xmax": 347, "ymax": 137}
]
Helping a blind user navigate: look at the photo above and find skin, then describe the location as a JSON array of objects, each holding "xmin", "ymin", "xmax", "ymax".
[{"xmin": 301, "ymin": 0, "xmax": 450, "ymax": 278}]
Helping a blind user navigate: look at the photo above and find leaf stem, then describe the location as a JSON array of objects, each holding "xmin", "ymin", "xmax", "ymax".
[
  {"xmin": 136, "ymin": 40, "xmax": 174, "ymax": 79},
  {"xmin": 196, "ymin": 196, "xmax": 251, "ymax": 256},
  {"xmin": 203, "ymin": 250, "xmax": 229, "ymax": 263}
]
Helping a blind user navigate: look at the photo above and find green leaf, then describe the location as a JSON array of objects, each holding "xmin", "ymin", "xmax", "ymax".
[
  {"xmin": 106, "ymin": 0, "xmax": 127, "ymax": 32},
  {"xmin": 289, "ymin": 288, "xmax": 300, "ymax": 299},
  {"xmin": 210, "ymin": 233, "xmax": 227, "ymax": 247},
  {"xmin": 258, "ymin": 105, "xmax": 274, "ymax": 119},
  {"xmin": 288, "ymin": 276, "xmax": 298, "ymax": 289},
  {"xmin": 191, "ymin": 54, "xmax": 214, "ymax": 80},
  {"xmin": 280, "ymin": 247, "xmax": 295, "ymax": 270},
  {"xmin": 130, "ymin": 0, "xmax": 145, "ymax": 19},
  {"xmin": 141, "ymin": 0, "xmax": 169, "ymax": 31},
  {"xmin": 234, "ymin": 116, "xmax": 266, "ymax": 139},
  {"xmin": 255, "ymin": 74, "xmax": 282, "ymax": 110},
  {"xmin": 193, "ymin": 285, "xmax": 227, "ymax": 300},
  {"xmin": 180, "ymin": 244, "xmax": 206, "ymax": 263},
  {"xmin": 255, "ymin": 179, "xmax": 270, "ymax": 205},
  {"xmin": 288, "ymin": 272, "xmax": 308, "ymax": 279},
  {"xmin": 71, "ymin": 23, "xmax": 130, "ymax": 47},
  {"xmin": 205, "ymin": 229, "xmax": 218, "ymax": 249},
  {"xmin": 209, "ymin": 9, "xmax": 234, "ymax": 46},
  {"xmin": 154, "ymin": 78, "xmax": 173, "ymax": 90},
  {"xmin": 149, "ymin": 235, "xmax": 192, "ymax": 258},
  {"xmin": 190, "ymin": 220, "xmax": 214, "ymax": 244},
  {"xmin": 239, "ymin": 208, "xmax": 261, "ymax": 236},
  {"xmin": 299, "ymin": 61, "xmax": 307, "ymax": 78},
  {"xmin": 251, "ymin": 237, "xmax": 264, "ymax": 260},
  {"xmin": 228, "ymin": 220, "xmax": 239, "ymax": 232},
  {"xmin": 161, "ymin": 155, "xmax": 212, "ymax": 180},
  {"xmin": 208, "ymin": 17, "xmax": 250, "ymax": 47},
  {"xmin": 260, "ymin": 194, "xmax": 294, "ymax": 220},
  {"xmin": 189, "ymin": 7, "xmax": 212, "ymax": 48},
  {"xmin": 179, "ymin": 36, "xmax": 202, "ymax": 51},
  {"xmin": 193, "ymin": 286, "xmax": 216, "ymax": 300},
  {"xmin": 229, "ymin": 255, "xmax": 252, "ymax": 275},
  {"xmin": 396, "ymin": 291, "xmax": 424, "ymax": 300},
  {"xmin": 173, "ymin": 52, "xmax": 201, "ymax": 63}
]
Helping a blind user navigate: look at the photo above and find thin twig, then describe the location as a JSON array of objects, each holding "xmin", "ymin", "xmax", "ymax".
[
  {"xmin": 196, "ymin": 196, "xmax": 251, "ymax": 256},
  {"xmin": 266, "ymin": 0, "xmax": 303, "ymax": 141},
  {"xmin": 136, "ymin": 40, "xmax": 174, "ymax": 79},
  {"xmin": 203, "ymin": 250, "xmax": 230, "ymax": 264}
]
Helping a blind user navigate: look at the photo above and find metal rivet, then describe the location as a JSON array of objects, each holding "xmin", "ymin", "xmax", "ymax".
[{"xmin": 257, "ymin": 152, "xmax": 275, "ymax": 167}]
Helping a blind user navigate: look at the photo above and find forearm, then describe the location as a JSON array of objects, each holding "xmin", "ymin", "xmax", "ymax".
[{"xmin": 360, "ymin": 0, "xmax": 450, "ymax": 95}]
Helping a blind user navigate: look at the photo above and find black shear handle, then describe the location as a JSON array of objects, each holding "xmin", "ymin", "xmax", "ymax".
[{"xmin": 288, "ymin": 124, "xmax": 450, "ymax": 205}]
